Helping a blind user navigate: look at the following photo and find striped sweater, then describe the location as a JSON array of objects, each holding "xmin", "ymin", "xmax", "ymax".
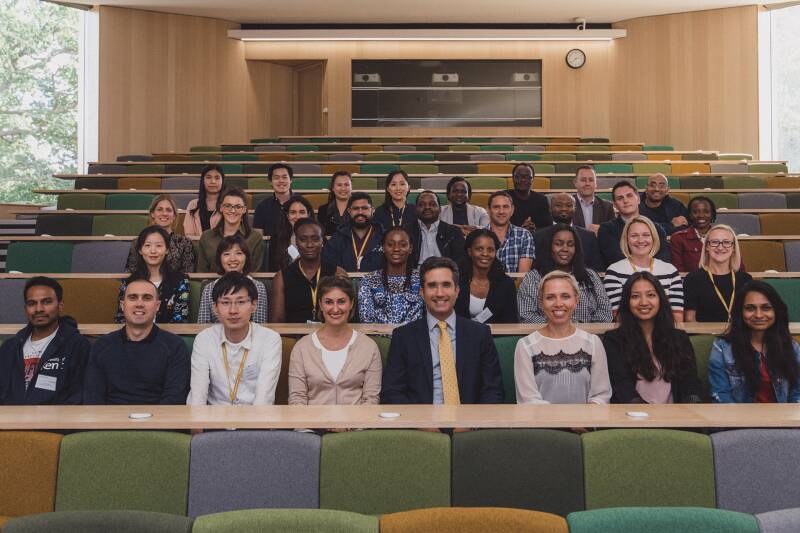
[{"xmin": 603, "ymin": 258, "xmax": 684, "ymax": 312}]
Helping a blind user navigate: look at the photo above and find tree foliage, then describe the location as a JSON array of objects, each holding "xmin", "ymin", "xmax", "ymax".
[
  {"xmin": 0, "ymin": 0, "xmax": 78, "ymax": 203},
  {"xmin": 772, "ymin": 6, "xmax": 800, "ymax": 172}
]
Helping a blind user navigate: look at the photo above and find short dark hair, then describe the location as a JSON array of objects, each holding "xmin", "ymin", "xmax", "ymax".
[
  {"xmin": 214, "ymin": 233, "xmax": 253, "ymax": 276},
  {"xmin": 348, "ymin": 191, "xmax": 373, "ymax": 208},
  {"xmin": 24, "ymin": 276, "xmax": 63, "ymax": 302},
  {"xmin": 488, "ymin": 190, "xmax": 514, "ymax": 207},
  {"xmin": 445, "ymin": 176, "xmax": 472, "ymax": 199},
  {"xmin": 687, "ymin": 195, "xmax": 717, "ymax": 225},
  {"xmin": 268, "ymin": 163, "xmax": 294, "ymax": 181},
  {"xmin": 417, "ymin": 190, "xmax": 439, "ymax": 205},
  {"xmin": 512, "ymin": 163, "xmax": 535, "ymax": 177},
  {"xmin": 611, "ymin": 180, "xmax": 637, "ymax": 197},
  {"xmin": 574, "ymin": 164, "xmax": 595, "ymax": 177},
  {"xmin": 420, "ymin": 256, "xmax": 460, "ymax": 286},
  {"xmin": 211, "ymin": 271, "xmax": 258, "ymax": 302},
  {"xmin": 293, "ymin": 216, "xmax": 324, "ymax": 237}
]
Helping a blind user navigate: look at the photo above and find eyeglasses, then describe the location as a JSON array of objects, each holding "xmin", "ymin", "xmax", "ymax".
[
  {"xmin": 707, "ymin": 239, "xmax": 734, "ymax": 249},
  {"xmin": 217, "ymin": 298, "xmax": 252, "ymax": 309},
  {"xmin": 221, "ymin": 204, "xmax": 246, "ymax": 212}
]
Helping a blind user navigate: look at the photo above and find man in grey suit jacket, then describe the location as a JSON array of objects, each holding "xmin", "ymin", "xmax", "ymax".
[{"xmin": 572, "ymin": 165, "xmax": 615, "ymax": 233}]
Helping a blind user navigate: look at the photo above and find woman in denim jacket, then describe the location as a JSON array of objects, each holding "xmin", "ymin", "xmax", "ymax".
[{"xmin": 708, "ymin": 281, "xmax": 800, "ymax": 403}]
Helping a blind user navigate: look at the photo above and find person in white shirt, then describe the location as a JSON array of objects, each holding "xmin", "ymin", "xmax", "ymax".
[{"xmin": 188, "ymin": 272, "xmax": 282, "ymax": 406}]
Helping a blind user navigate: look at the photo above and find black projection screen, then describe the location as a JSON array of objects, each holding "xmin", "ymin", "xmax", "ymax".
[{"xmin": 352, "ymin": 60, "xmax": 542, "ymax": 128}]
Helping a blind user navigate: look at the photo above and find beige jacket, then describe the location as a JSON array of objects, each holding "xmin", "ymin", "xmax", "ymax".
[
  {"xmin": 288, "ymin": 331, "xmax": 382, "ymax": 405},
  {"xmin": 183, "ymin": 198, "xmax": 222, "ymax": 238}
]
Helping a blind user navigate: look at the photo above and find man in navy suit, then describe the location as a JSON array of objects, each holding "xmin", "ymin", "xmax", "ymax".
[{"xmin": 381, "ymin": 256, "xmax": 504, "ymax": 405}]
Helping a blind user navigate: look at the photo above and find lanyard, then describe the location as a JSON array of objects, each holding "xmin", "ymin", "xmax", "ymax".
[
  {"xmin": 351, "ymin": 226, "xmax": 373, "ymax": 269},
  {"xmin": 628, "ymin": 258, "xmax": 654, "ymax": 272},
  {"xmin": 705, "ymin": 267, "xmax": 736, "ymax": 321},
  {"xmin": 308, "ymin": 266, "xmax": 322, "ymax": 315},
  {"xmin": 221, "ymin": 343, "xmax": 250, "ymax": 404},
  {"xmin": 392, "ymin": 204, "xmax": 405, "ymax": 227}
]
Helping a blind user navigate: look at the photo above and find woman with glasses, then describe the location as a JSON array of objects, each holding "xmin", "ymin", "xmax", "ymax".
[
  {"xmin": 317, "ymin": 170, "xmax": 352, "ymax": 236},
  {"xmin": 197, "ymin": 187, "xmax": 264, "ymax": 272},
  {"xmin": 184, "ymin": 164, "xmax": 224, "ymax": 238},
  {"xmin": 126, "ymin": 194, "xmax": 195, "ymax": 273},
  {"xmin": 373, "ymin": 170, "xmax": 416, "ymax": 231},
  {"xmin": 684, "ymin": 224, "xmax": 752, "ymax": 323}
]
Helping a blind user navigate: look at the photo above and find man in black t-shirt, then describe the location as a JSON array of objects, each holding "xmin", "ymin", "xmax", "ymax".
[{"xmin": 505, "ymin": 163, "xmax": 553, "ymax": 232}]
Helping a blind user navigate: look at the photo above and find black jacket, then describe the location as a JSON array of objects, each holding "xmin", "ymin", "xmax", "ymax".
[
  {"xmin": 411, "ymin": 220, "xmax": 466, "ymax": 267},
  {"xmin": 455, "ymin": 274, "xmax": 519, "ymax": 324},
  {"xmin": 0, "ymin": 316, "xmax": 90, "ymax": 405},
  {"xmin": 322, "ymin": 222, "xmax": 384, "ymax": 272},
  {"xmin": 533, "ymin": 224, "xmax": 603, "ymax": 271}
]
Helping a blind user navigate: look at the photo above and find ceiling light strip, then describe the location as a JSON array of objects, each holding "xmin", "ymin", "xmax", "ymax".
[{"xmin": 228, "ymin": 28, "xmax": 627, "ymax": 41}]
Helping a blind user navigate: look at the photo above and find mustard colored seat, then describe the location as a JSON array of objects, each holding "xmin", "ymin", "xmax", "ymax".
[
  {"xmin": 739, "ymin": 241, "xmax": 786, "ymax": 272},
  {"xmin": 380, "ymin": 507, "xmax": 568, "ymax": 533},
  {"xmin": 0, "ymin": 432, "xmax": 62, "ymax": 521},
  {"xmin": 760, "ymin": 213, "xmax": 800, "ymax": 235}
]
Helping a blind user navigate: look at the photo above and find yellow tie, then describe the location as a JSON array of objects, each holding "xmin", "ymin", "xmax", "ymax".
[{"xmin": 438, "ymin": 321, "xmax": 460, "ymax": 405}]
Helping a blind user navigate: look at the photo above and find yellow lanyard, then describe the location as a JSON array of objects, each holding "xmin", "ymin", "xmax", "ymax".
[
  {"xmin": 351, "ymin": 226, "xmax": 373, "ymax": 269},
  {"xmin": 705, "ymin": 267, "xmax": 736, "ymax": 321},
  {"xmin": 221, "ymin": 343, "xmax": 250, "ymax": 404},
  {"xmin": 392, "ymin": 204, "xmax": 406, "ymax": 227},
  {"xmin": 628, "ymin": 258, "xmax": 654, "ymax": 272},
  {"xmin": 308, "ymin": 266, "xmax": 322, "ymax": 315}
]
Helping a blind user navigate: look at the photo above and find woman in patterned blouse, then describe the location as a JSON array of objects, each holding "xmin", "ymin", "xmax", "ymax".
[
  {"xmin": 115, "ymin": 225, "xmax": 190, "ymax": 323},
  {"xmin": 357, "ymin": 227, "xmax": 423, "ymax": 324},
  {"xmin": 125, "ymin": 194, "xmax": 195, "ymax": 273}
]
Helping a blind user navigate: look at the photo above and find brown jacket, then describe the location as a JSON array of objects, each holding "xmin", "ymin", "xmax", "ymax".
[{"xmin": 288, "ymin": 332, "xmax": 382, "ymax": 405}]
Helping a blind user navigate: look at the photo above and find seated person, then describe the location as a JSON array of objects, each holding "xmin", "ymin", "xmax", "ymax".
[
  {"xmin": 604, "ymin": 216, "xmax": 684, "ymax": 323},
  {"xmin": 271, "ymin": 194, "xmax": 314, "ymax": 271},
  {"xmin": 188, "ymin": 273, "xmax": 282, "ymax": 405},
  {"xmin": 127, "ymin": 194, "xmax": 194, "ymax": 273},
  {"xmin": 709, "ymin": 281, "xmax": 800, "ymax": 403},
  {"xmin": 533, "ymin": 192, "xmax": 601, "ymax": 270},
  {"xmin": 597, "ymin": 181, "xmax": 670, "ymax": 268},
  {"xmin": 572, "ymin": 165, "xmax": 615, "ymax": 233},
  {"xmin": 197, "ymin": 187, "xmax": 264, "ymax": 272},
  {"xmin": 271, "ymin": 219, "xmax": 347, "ymax": 323},
  {"xmin": 358, "ymin": 227, "xmax": 423, "ymax": 325},
  {"xmin": 684, "ymin": 224, "xmax": 752, "ymax": 323},
  {"xmin": 198, "ymin": 234, "xmax": 269, "ymax": 324},
  {"xmin": 183, "ymin": 164, "xmax": 224, "ymax": 238},
  {"xmin": 317, "ymin": 170, "xmax": 352, "ymax": 236},
  {"xmin": 519, "ymin": 224, "xmax": 612, "ymax": 324},
  {"xmin": 253, "ymin": 163, "xmax": 294, "ymax": 238},
  {"xmin": 485, "ymin": 191, "xmax": 534, "ymax": 274},
  {"xmin": 381, "ymin": 257, "xmax": 504, "ymax": 405},
  {"xmin": 373, "ymin": 170, "xmax": 416, "ymax": 230},
  {"xmin": 321, "ymin": 192, "xmax": 384, "ymax": 272},
  {"xmin": 454, "ymin": 229, "xmax": 518, "ymax": 324},
  {"xmin": 439, "ymin": 176, "xmax": 489, "ymax": 235},
  {"xmin": 84, "ymin": 278, "xmax": 190, "ymax": 405},
  {"xmin": 638, "ymin": 173, "xmax": 688, "ymax": 235},
  {"xmin": 411, "ymin": 190, "xmax": 466, "ymax": 266},
  {"xmin": 0, "ymin": 277, "xmax": 89, "ymax": 405},
  {"xmin": 115, "ymin": 225, "xmax": 190, "ymax": 324},
  {"xmin": 514, "ymin": 271, "xmax": 611, "ymax": 404},
  {"xmin": 670, "ymin": 196, "xmax": 717, "ymax": 273},
  {"xmin": 604, "ymin": 272, "xmax": 702, "ymax": 404},
  {"xmin": 505, "ymin": 163, "xmax": 552, "ymax": 232},
  {"xmin": 289, "ymin": 275, "xmax": 382, "ymax": 406}
]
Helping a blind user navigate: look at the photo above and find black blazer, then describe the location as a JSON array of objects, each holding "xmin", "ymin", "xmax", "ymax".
[
  {"xmin": 373, "ymin": 202, "xmax": 417, "ymax": 232},
  {"xmin": 411, "ymin": 220, "xmax": 466, "ymax": 266},
  {"xmin": 572, "ymin": 195, "xmax": 615, "ymax": 229},
  {"xmin": 455, "ymin": 274, "xmax": 518, "ymax": 324},
  {"xmin": 381, "ymin": 315, "xmax": 504, "ymax": 404},
  {"xmin": 533, "ymin": 224, "xmax": 603, "ymax": 271}
]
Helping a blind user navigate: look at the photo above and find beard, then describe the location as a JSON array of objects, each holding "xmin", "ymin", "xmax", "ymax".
[{"xmin": 352, "ymin": 217, "xmax": 370, "ymax": 229}]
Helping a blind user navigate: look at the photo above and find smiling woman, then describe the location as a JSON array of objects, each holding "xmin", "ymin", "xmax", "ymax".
[{"xmin": 126, "ymin": 194, "xmax": 195, "ymax": 273}]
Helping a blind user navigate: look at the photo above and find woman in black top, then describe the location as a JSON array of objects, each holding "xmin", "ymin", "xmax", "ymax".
[
  {"xmin": 603, "ymin": 271, "xmax": 702, "ymax": 404},
  {"xmin": 684, "ymin": 224, "xmax": 752, "ymax": 323},
  {"xmin": 271, "ymin": 194, "xmax": 314, "ymax": 271},
  {"xmin": 455, "ymin": 229, "xmax": 518, "ymax": 324},
  {"xmin": 373, "ymin": 170, "xmax": 416, "ymax": 231},
  {"xmin": 317, "ymin": 171, "xmax": 352, "ymax": 236},
  {"xmin": 270, "ymin": 218, "xmax": 347, "ymax": 323}
]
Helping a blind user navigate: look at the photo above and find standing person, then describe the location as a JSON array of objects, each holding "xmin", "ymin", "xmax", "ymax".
[
  {"xmin": 322, "ymin": 192, "xmax": 384, "ymax": 272},
  {"xmin": 184, "ymin": 164, "xmax": 224, "ymax": 238},
  {"xmin": 127, "ymin": 194, "xmax": 195, "ymax": 273},
  {"xmin": 572, "ymin": 165, "xmax": 614, "ymax": 233},
  {"xmin": 373, "ymin": 170, "xmax": 417, "ymax": 231},
  {"xmin": 271, "ymin": 218, "xmax": 347, "ymax": 323},
  {"xmin": 381, "ymin": 257, "xmax": 504, "ymax": 405},
  {"xmin": 439, "ymin": 176, "xmax": 489, "ymax": 235},
  {"xmin": 115, "ymin": 225, "xmax": 190, "ymax": 324},
  {"xmin": 85, "ymin": 279, "xmax": 190, "ymax": 405},
  {"xmin": 197, "ymin": 187, "xmax": 264, "ymax": 273},
  {"xmin": 358, "ymin": 227, "xmax": 423, "ymax": 325},
  {"xmin": 533, "ymin": 192, "xmax": 602, "ymax": 271},
  {"xmin": 271, "ymin": 194, "xmax": 314, "ymax": 271},
  {"xmin": 638, "ymin": 173, "xmax": 689, "ymax": 235},
  {"xmin": 411, "ymin": 190, "xmax": 466, "ymax": 266},
  {"xmin": 485, "ymin": 191, "xmax": 535, "ymax": 273},
  {"xmin": 514, "ymin": 271, "xmax": 611, "ymax": 404},
  {"xmin": 603, "ymin": 216, "xmax": 684, "ymax": 322},
  {"xmin": 670, "ymin": 196, "xmax": 717, "ymax": 273},
  {"xmin": 454, "ymin": 229, "xmax": 518, "ymax": 324},
  {"xmin": 188, "ymin": 273, "xmax": 282, "ymax": 406},
  {"xmin": 604, "ymin": 272, "xmax": 703, "ymax": 404},
  {"xmin": 253, "ymin": 163, "xmax": 294, "ymax": 238},
  {"xmin": 709, "ymin": 281, "xmax": 800, "ymax": 403},
  {"xmin": 519, "ymin": 224, "xmax": 612, "ymax": 324},
  {"xmin": 505, "ymin": 163, "xmax": 552, "ymax": 232},
  {"xmin": 684, "ymin": 224, "xmax": 752, "ymax": 323},
  {"xmin": 289, "ymin": 276, "xmax": 382, "ymax": 406},
  {"xmin": 317, "ymin": 170, "xmax": 353, "ymax": 236},
  {"xmin": 0, "ymin": 277, "xmax": 89, "ymax": 405},
  {"xmin": 197, "ymin": 234, "xmax": 269, "ymax": 324}
]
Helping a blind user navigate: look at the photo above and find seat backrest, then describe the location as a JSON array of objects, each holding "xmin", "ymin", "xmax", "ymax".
[
  {"xmin": 749, "ymin": 162, "xmax": 788, "ymax": 174},
  {"xmin": 679, "ymin": 176, "xmax": 723, "ymax": 190},
  {"xmin": 632, "ymin": 162, "xmax": 671, "ymax": 175},
  {"xmin": 470, "ymin": 153, "xmax": 505, "ymax": 161},
  {"xmin": 92, "ymin": 215, "xmax": 149, "ymax": 236},
  {"xmin": 106, "ymin": 193, "xmax": 155, "ymax": 210},
  {"xmin": 760, "ymin": 213, "xmax": 800, "ymax": 235},
  {"xmin": 170, "ymin": 193, "xmax": 197, "ymax": 210},
  {"xmin": 783, "ymin": 240, "xmax": 800, "ymax": 271},
  {"xmin": 613, "ymin": 152, "xmax": 647, "ymax": 160},
  {"xmin": 764, "ymin": 279, "xmax": 800, "ymax": 322},
  {"xmin": 71, "ymin": 241, "xmax": 131, "ymax": 273},
  {"xmin": 401, "ymin": 164, "xmax": 438, "ymax": 174},
  {"xmin": 6, "ymin": 242, "xmax": 73, "ymax": 273},
  {"xmin": 689, "ymin": 334, "xmax": 714, "ymax": 401},
  {"xmin": 594, "ymin": 163, "xmax": 633, "ymax": 174},
  {"xmin": 420, "ymin": 177, "xmax": 451, "ymax": 189},
  {"xmin": 380, "ymin": 507, "xmax": 568, "ymax": 533},
  {"xmin": 74, "ymin": 177, "xmax": 118, "ymax": 190},
  {"xmin": 722, "ymin": 176, "xmax": 767, "ymax": 189},
  {"xmin": 117, "ymin": 177, "xmax": 162, "ymax": 190},
  {"xmin": 737, "ymin": 193, "xmax": 787, "ymax": 209},
  {"xmin": 88, "ymin": 164, "xmax": 127, "ymax": 174},
  {"xmin": 3, "ymin": 510, "xmax": 193, "ymax": 533},
  {"xmin": 567, "ymin": 507, "xmax": 759, "ymax": 533},
  {"xmin": 320, "ymin": 430, "xmax": 450, "ymax": 515},
  {"xmin": 715, "ymin": 213, "xmax": 761, "ymax": 235},
  {"xmin": 0, "ymin": 279, "xmax": 28, "ymax": 322},
  {"xmin": 57, "ymin": 193, "xmax": 106, "ymax": 210},
  {"xmin": 56, "ymin": 431, "xmax": 191, "ymax": 514},
  {"xmin": 765, "ymin": 176, "xmax": 800, "ymax": 189},
  {"xmin": 691, "ymin": 192, "xmax": 737, "ymax": 209},
  {"xmin": 191, "ymin": 509, "xmax": 378, "ymax": 533},
  {"xmin": 161, "ymin": 177, "xmax": 200, "ymax": 190},
  {"xmin": 0, "ymin": 432, "xmax": 62, "ymax": 518},
  {"xmin": 254, "ymin": 144, "xmax": 286, "ymax": 152},
  {"xmin": 36, "ymin": 214, "xmax": 94, "ymax": 237},
  {"xmin": 739, "ymin": 241, "xmax": 785, "ymax": 272},
  {"xmin": 477, "ymin": 163, "xmax": 514, "ymax": 174},
  {"xmin": 756, "ymin": 508, "xmax": 800, "ymax": 533},
  {"xmin": 711, "ymin": 163, "xmax": 748, "ymax": 173},
  {"xmin": 597, "ymin": 177, "xmax": 634, "ymax": 189},
  {"xmin": 59, "ymin": 278, "xmax": 121, "ymax": 323}
]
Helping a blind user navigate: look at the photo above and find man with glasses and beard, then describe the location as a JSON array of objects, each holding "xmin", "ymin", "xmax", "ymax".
[{"xmin": 322, "ymin": 192, "xmax": 384, "ymax": 272}]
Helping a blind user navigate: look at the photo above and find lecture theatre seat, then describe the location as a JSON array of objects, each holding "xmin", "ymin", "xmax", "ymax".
[
  {"xmin": 566, "ymin": 507, "xmax": 759, "ymax": 533},
  {"xmin": 70, "ymin": 241, "xmax": 130, "ymax": 273},
  {"xmin": 3, "ymin": 511, "xmax": 193, "ymax": 533},
  {"xmin": 106, "ymin": 193, "xmax": 154, "ymax": 210},
  {"xmin": 191, "ymin": 509, "xmax": 377, "ymax": 533},
  {"xmin": 756, "ymin": 508, "xmax": 800, "ymax": 533},
  {"xmin": 716, "ymin": 213, "xmax": 761, "ymax": 236},
  {"xmin": 0, "ymin": 279, "xmax": 28, "ymax": 323},
  {"xmin": 57, "ymin": 193, "xmax": 106, "ymax": 210},
  {"xmin": 35, "ymin": 214, "xmax": 93, "ymax": 237},
  {"xmin": 737, "ymin": 193, "xmax": 787, "ymax": 209},
  {"xmin": 739, "ymin": 241, "xmax": 786, "ymax": 272},
  {"xmin": 6, "ymin": 242, "xmax": 73, "ymax": 273},
  {"xmin": 0, "ymin": 432, "xmax": 62, "ymax": 525},
  {"xmin": 380, "ymin": 507, "xmax": 568, "ymax": 533}
]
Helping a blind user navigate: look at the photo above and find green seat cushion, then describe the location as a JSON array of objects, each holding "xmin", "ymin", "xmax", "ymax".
[
  {"xmin": 193, "ymin": 509, "xmax": 377, "ymax": 533},
  {"xmin": 3, "ymin": 511, "xmax": 192, "ymax": 533},
  {"xmin": 567, "ymin": 507, "xmax": 758, "ymax": 533}
]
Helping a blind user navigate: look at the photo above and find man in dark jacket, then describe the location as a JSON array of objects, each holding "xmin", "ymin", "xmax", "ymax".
[
  {"xmin": 638, "ymin": 173, "xmax": 689, "ymax": 235},
  {"xmin": 411, "ymin": 190, "xmax": 466, "ymax": 267},
  {"xmin": 0, "ymin": 277, "xmax": 89, "ymax": 405},
  {"xmin": 533, "ymin": 192, "xmax": 602, "ymax": 271},
  {"xmin": 322, "ymin": 192, "xmax": 384, "ymax": 272}
]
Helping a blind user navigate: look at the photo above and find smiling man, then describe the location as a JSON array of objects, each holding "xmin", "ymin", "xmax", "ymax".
[
  {"xmin": 485, "ymin": 191, "xmax": 535, "ymax": 273},
  {"xmin": 505, "ymin": 163, "xmax": 553, "ymax": 232},
  {"xmin": 0, "ymin": 277, "xmax": 90, "ymax": 405},
  {"xmin": 322, "ymin": 191, "xmax": 384, "ymax": 272},
  {"xmin": 411, "ymin": 190, "xmax": 465, "ymax": 266},
  {"xmin": 638, "ymin": 173, "xmax": 689, "ymax": 235},
  {"xmin": 253, "ymin": 163, "xmax": 294, "ymax": 237},
  {"xmin": 381, "ymin": 256, "xmax": 504, "ymax": 405},
  {"xmin": 533, "ymin": 192, "xmax": 602, "ymax": 270}
]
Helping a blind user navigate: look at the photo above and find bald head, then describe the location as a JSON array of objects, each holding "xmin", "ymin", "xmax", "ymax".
[
  {"xmin": 550, "ymin": 192, "xmax": 576, "ymax": 224},
  {"xmin": 645, "ymin": 173, "xmax": 669, "ymax": 205}
]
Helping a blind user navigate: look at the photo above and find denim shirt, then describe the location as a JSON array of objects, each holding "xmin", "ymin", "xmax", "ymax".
[{"xmin": 708, "ymin": 338, "xmax": 800, "ymax": 403}]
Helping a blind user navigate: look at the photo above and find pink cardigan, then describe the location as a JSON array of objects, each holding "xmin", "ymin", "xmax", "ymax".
[{"xmin": 183, "ymin": 198, "xmax": 221, "ymax": 238}]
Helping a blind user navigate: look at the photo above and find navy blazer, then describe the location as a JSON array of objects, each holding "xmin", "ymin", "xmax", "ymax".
[{"xmin": 381, "ymin": 315, "xmax": 504, "ymax": 404}]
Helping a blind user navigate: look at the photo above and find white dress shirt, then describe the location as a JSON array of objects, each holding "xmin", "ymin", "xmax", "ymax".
[
  {"xmin": 187, "ymin": 323, "xmax": 282, "ymax": 405},
  {"xmin": 418, "ymin": 220, "xmax": 441, "ymax": 265},
  {"xmin": 578, "ymin": 196, "xmax": 595, "ymax": 227}
]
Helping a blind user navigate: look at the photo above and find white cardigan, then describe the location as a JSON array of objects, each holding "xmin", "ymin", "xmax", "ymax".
[{"xmin": 439, "ymin": 203, "xmax": 490, "ymax": 227}]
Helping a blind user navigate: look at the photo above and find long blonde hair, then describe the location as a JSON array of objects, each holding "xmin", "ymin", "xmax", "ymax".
[
  {"xmin": 620, "ymin": 215, "xmax": 660, "ymax": 260},
  {"xmin": 148, "ymin": 194, "xmax": 179, "ymax": 232},
  {"xmin": 699, "ymin": 223, "xmax": 742, "ymax": 272}
]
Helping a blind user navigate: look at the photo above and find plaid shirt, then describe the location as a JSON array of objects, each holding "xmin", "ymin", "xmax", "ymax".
[
  {"xmin": 486, "ymin": 224, "xmax": 535, "ymax": 273},
  {"xmin": 518, "ymin": 269, "xmax": 613, "ymax": 323}
]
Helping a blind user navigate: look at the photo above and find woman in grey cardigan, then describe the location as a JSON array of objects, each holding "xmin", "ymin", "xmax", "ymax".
[{"xmin": 439, "ymin": 177, "xmax": 490, "ymax": 234}]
